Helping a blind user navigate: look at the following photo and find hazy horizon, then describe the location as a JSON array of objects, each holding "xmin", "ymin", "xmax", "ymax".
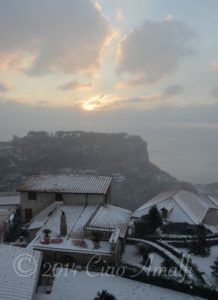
[{"xmin": 0, "ymin": 111, "xmax": 217, "ymax": 185}]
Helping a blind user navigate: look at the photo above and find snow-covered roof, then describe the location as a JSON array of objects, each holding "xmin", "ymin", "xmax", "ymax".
[
  {"xmin": 18, "ymin": 174, "xmax": 112, "ymax": 195},
  {"xmin": 134, "ymin": 190, "xmax": 177, "ymax": 213},
  {"xmin": 0, "ymin": 244, "xmax": 42, "ymax": 300},
  {"xmin": 28, "ymin": 203, "xmax": 131, "ymax": 254},
  {"xmin": 0, "ymin": 195, "xmax": 20, "ymax": 206},
  {"xmin": 134, "ymin": 190, "xmax": 218, "ymax": 224},
  {"xmin": 86, "ymin": 205, "xmax": 131, "ymax": 238},
  {"xmin": 39, "ymin": 205, "xmax": 98, "ymax": 238},
  {"xmin": 29, "ymin": 201, "xmax": 62, "ymax": 230}
]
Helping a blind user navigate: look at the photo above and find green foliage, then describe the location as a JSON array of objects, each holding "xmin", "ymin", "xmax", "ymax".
[
  {"xmin": 188, "ymin": 225, "xmax": 210, "ymax": 257},
  {"xmin": 211, "ymin": 257, "xmax": 218, "ymax": 280},
  {"xmin": 161, "ymin": 258, "xmax": 176, "ymax": 271},
  {"xmin": 147, "ymin": 205, "xmax": 163, "ymax": 229},
  {"xmin": 137, "ymin": 245, "xmax": 151, "ymax": 266},
  {"xmin": 93, "ymin": 290, "xmax": 117, "ymax": 300},
  {"xmin": 161, "ymin": 222, "xmax": 211, "ymax": 235},
  {"xmin": 43, "ymin": 228, "xmax": 51, "ymax": 237},
  {"xmin": 134, "ymin": 205, "xmax": 162, "ymax": 238}
]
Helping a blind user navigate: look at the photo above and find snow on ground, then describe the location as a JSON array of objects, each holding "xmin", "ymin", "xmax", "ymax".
[
  {"xmin": 150, "ymin": 251, "xmax": 164, "ymax": 269},
  {"xmin": 122, "ymin": 244, "xmax": 142, "ymax": 265},
  {"xmin": 122, "ymin": 244, "xmax": 164, "ymax": 269},
  {"xmin": 180, "ymin": 245, "xmax": 218, "ymax": 286},
  {"xmin": 49, "ymin": 270, "xmax": 203, "ymax": 300}
]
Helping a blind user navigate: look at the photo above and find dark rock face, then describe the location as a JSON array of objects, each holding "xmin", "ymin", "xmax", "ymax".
[{"xmin": 0, "ymin": 131, "xmax": 193, "ymax": 210}]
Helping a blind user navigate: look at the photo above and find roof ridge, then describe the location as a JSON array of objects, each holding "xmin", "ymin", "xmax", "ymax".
[{"xmin": 173, "ymin": 191, "xmax": 208, "ymax": 223}]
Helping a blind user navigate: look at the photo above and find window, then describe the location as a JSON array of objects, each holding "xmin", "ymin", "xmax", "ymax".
[
  {"xmin": 28, "ymin": 192, "xmax": 37, "ymax": 200},
  {"xmin": 55, "ymin": 193, "xmax": 63, "ymax": 201}
]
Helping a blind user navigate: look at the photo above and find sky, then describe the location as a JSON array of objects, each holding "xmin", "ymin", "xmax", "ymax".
[{"xmin": 0, "ymin": 0, "xmax": 218, "ymax": 184}]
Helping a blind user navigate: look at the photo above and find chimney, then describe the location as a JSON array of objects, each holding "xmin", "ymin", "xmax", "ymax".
[{"xmin": 60, "ymin": 210, "xmax": 67, "ymax": 236}]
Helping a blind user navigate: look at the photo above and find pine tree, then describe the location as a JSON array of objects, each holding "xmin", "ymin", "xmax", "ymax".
[
  {"xmin": 147, "ymin": 205, "xmax": 163, "ymax": 232},
  {"xmin": 134, "ymin": 206, "xmax": 163, "ymax": 238},
  {"xmin": 189, "ymin": 225, "xmax": 210, "ymax": 257}
]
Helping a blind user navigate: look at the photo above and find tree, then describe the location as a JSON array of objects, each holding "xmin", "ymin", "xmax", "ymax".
[
  {"xmin": 211, "ymin": 257, "xmax": 218, "ymax": 281},
  {"xmin": 134, "ymin": 205, "xmax": 163, "ymax": 238},
  {"xmin": 42, "ymin": 229, "xmax": 52, "ymax": 244},
  {"xmin": 93, "ymin": 290, "xmax": 117, "ymax": 300},
  {"xmin": 43, "ymin": 229, "xmax": 51, "ymax": 237},
  {"xmin": 134, "ymin": 215, "xmax": 150, "ymax": 238},
  {"xmin": 189, "ymin": 225, "xmax": 210, "ymax": 257},
  {"xmin": 147, "ymin": 205, "xmax": 163, "ymax": 230},
  {"xmin": 138, "ymin": 245, "xmax": 151, "ymax": 266},
  {"xmin": 161, "ymin": 258, "xmax": 175, "ymax": 272}
]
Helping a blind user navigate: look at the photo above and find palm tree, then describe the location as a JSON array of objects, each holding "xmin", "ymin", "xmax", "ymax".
[{"xmin": 93, "ymin": 290, "xmax": 117, "ymax": 300}]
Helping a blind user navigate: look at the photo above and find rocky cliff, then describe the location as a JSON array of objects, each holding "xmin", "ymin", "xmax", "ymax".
[{"xmin": 0, "ymin": 131, "xmax": 193, "ymax": 210}]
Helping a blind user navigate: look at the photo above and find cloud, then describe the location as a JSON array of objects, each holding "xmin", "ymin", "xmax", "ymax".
[
  {"xmin": 210, "ymin": 61, "xmax": 218, "ymax": 72},
  {"xmin": 116, "ymin": 74, "xmax": 146, "ymax": 88},
  {"xmin": 212, "ymin": 86, "xmax": 218, "ymax": 99},
  {"xmin": 165, "ymin": 15, "xmax": 175, "ymax": 22},
  {"xmin": 163, "ymin": 84, "xmax": 184, "ymax": 97},
  {"xmin": 116, "ymin": 8, "xmax": 125, "ymax": 21},
  {"xmin": 0, "ymin": 82, "xmax": 9, "ymax": 93},
  {"xmin": 1, "ymin": 97, "xmax": 218, "ymax": 141},
  {"xmin": 0, "ymin": 0, "xmax": 111, "ymax": 75},
  {"xmin": 80, "ymin": 93, "xmax": 165, "ymax": 111},
  {"xmin": 58, "ymin": 80, "xmax": 92, "ymax": 91},
  {"xmin": 117, "ymin": 20, "xmax": 194, "ymax": 84}
]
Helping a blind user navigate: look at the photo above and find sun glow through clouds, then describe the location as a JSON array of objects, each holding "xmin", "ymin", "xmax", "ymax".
[{"xmin": 83, "ymin": 102, "xmax": 96, "ymax": 111}]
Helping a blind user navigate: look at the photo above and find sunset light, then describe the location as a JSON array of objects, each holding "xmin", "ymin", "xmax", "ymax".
[
  {"xmin": 1, "ymin": 1, "xmax": 218, "ymax": 299},
  {"xmin": 82, "ymin": 102, "xmax": 96, "ymax": 111}
]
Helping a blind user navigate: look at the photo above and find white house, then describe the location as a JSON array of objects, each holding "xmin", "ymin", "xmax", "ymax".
[{"xmin": 133, "ymin": 190, "xmax": 218, "ymax": 227}]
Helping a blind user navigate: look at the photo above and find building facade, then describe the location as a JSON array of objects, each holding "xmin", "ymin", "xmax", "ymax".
[{"xmin": 18, "ymin": 174, "xmax": 112, "ymax": 222}]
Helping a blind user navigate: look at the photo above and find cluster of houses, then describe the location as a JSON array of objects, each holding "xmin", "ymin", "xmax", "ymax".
[{"xmin": 0, "ymin": 174, "xmax": 218, "ymax": 298}]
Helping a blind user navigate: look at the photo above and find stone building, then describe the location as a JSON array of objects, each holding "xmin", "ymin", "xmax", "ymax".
[
  {"xmin": 18, "ymin": 174, "xmax": 112, "ymax": 222},
  {"xmin": 19, "ymin": 174, "xmax": 131, "ymax": 264}
]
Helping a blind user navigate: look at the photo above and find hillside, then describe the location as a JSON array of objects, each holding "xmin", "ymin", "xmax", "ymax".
[{"xmin": 0, "ymin": 131, "xmax": 193, "ymax": 210}]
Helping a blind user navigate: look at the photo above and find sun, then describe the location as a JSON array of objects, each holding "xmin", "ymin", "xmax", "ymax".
[
  {"xmin": 82, "ymin": 102, "xmax": 96, "ymax": 111},
  {"xmin": 82, "ymin": 96, "xmax": 100, "ymax": 111}
]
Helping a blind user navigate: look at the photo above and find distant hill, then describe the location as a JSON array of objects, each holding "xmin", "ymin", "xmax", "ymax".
[{"xmin": 0, "ymin": 131, "xmax": 194, "ymax": 210}]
